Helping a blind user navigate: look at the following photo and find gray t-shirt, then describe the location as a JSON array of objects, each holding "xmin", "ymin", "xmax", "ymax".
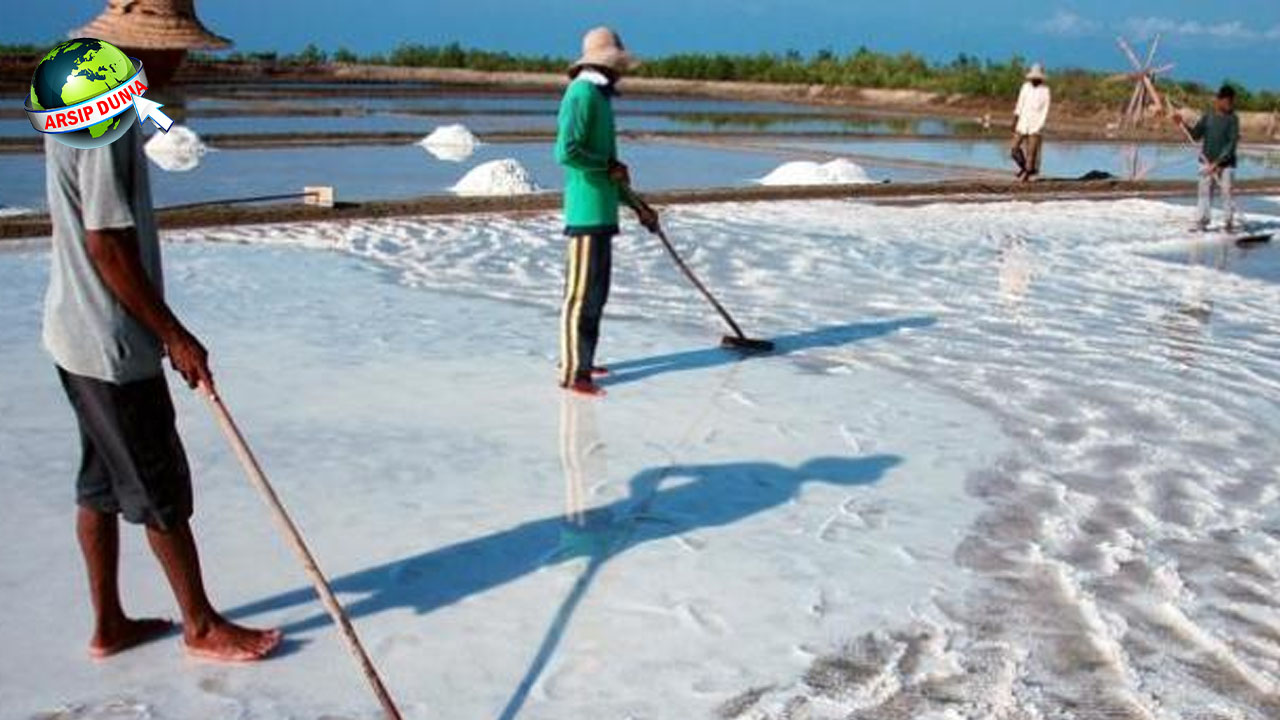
[{"xmin": 43, "ymin": 125, "xmax": 165, "ymax": 383}]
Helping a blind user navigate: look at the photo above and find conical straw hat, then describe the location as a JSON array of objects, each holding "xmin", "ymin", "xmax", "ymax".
[
  {"xmin": 571, "ymin": 27, "xmax": 635, "ymax": 72},
  {"xmin": 74, "ymin": 0, "xmax": 232, "ymax": 50}
]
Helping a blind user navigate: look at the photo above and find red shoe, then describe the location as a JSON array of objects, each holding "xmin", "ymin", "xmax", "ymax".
[{"xmin": 561, "ymin": 378, "xmax": 607, "ymax": 397}]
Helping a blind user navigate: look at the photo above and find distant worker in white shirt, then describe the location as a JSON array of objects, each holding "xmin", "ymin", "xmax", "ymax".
[{"xmin": 1012, "ymin": 64, "xmax": 1051, "ymax": 182}]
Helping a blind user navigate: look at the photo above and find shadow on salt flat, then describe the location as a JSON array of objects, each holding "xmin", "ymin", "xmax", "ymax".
[
  {"xmin": 223, "ymin": 454, "xmax": 902, "ymax": 718},
  {"xmin": 602, "ymin": 316, "xmax": 937, "ymax": 387},
  {"xmin": 224, "ymin": 455, "xmax": 901, "ymax": 633}
]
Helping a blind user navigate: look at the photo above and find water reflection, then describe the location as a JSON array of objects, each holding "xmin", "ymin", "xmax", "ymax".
[
  {"xmin": 558, "ymin": 394, "xmax": 607, "ymax": 532},
  {"xmin": 1158, "ymin": 240, "xmax": 1226, "ymax": 367},
  {"xmin": 997, "ymin": 235, "xmax": 1034, "ymax": 308}
]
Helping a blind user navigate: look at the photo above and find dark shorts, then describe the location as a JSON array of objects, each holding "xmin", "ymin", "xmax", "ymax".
[{"xmin": 57, "ymin": 367, "xmax": 193, "ymax": 531}]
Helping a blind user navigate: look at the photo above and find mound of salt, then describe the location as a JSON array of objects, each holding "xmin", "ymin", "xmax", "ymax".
[
  {"xmin": 0, "ymin": 205, "xmax": 35, "ymax": 218},
  {"xmin": 144, "ymin": 125, "xmax": 209, "ymax": 172},
  {"xmin": 450, "ymin": 159, "xmax": 542, "ymax": 196},
  {"xmin": 420, "ymin": 124, "xmax": 479, "ymax": 162},
  {"xmin": 759, "ymin": 159, "xmax": 875, "ymax": 186},
  {"xmin": 819, "ymin": 158, "xmax": 874, "ymax": 184}
]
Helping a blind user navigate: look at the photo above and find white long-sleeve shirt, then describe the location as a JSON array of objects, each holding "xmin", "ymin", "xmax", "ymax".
[{"xmin": 1014, "ymin": 82, "xmax": 1051, "ymax": 135}]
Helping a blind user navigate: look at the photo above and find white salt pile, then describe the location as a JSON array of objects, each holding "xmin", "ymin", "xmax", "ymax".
[
  {"xmin": 0, "ymin": 206, "xmax": 35, "ymax": 218},
  {"xmin": 759, "ymin": 158, "xmax": 875, "ymax": 186},
  {"xmin": 144, "ymin": 125, "xmax": 209, "ymax": 172},
  {"xmin": 419, "ymin": 124, "xmax": 479, "ymax": 162},
  {"xmin": 450, "ymin": 159, "xmax": 542, "ymax": 196}
]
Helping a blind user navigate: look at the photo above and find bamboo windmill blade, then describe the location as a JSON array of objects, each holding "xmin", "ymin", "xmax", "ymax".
[
  {"xmin": 1117, "ymin": 37, "xmax": 1145, "ymax": 71},
  {"xmin": 1151, "ymin": 63, "xmax": 1176, "ymax": 76},
  {"xmin": 1143, "ymin": 34, "xmax": 1162, "ymax": 70}
]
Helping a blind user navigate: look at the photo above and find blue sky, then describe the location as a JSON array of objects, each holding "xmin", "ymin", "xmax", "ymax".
[{"xmin": 5, "ymin": 1, "xmax": 1277, "ymax": 89}]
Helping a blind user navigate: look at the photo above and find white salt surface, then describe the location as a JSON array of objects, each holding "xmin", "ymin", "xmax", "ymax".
[
  {"xmin": 450, "ymin": 158, "xmax": 542, "ymax": 196},
  {"xmin": 759, "ymin": 158, "xmax": 875, "ymax": 186},
  {"xmin": 143, "ymin": 124, "xmax": 209, "ymax": 172},
  {"xmin": 0, "ymin": 242, "xmax": 995, "ymax": 719},
  {"xmin": 418, "ymin": 123, "xmax": 479, "ymax": 162},
  {"xmin": 4, "ymin": 197, "xmax": 1280, "ymax": 719}
]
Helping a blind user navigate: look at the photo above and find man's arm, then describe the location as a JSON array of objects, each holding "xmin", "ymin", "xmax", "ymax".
[
  {"xmin": 1189, "ymin": 113, "xmax": 1207, "ymax": 141},
  {"xmin": 555, "ymin": 89, "xmax": 611, "ymax": 172},
  {"xmin": 618, "ymin": 183, "xmax": 660, "ymax": 231},
  {"xmin": 1215, "ymin": 115, "xmax": 1240, "ymax": 167},
  {"xmin": 1012, "ymin": 85, "xmax": 1027, "ymax": 132},
  {"xmin": 85, "ymin": 227, "xmax": 212, "ymax": 390}
]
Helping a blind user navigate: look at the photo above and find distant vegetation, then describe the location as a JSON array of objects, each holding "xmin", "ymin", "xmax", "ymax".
[
  {"xmin": 5, "ymin": 40, "xmax": 1276, "ymax": 112},
  {"xmin": 0, "ymin": 42, "xmax": 47, "ymax": 55},
  {"xmin": 230, "ymin": 42, "xmax": 1280, "ymax": 112}
]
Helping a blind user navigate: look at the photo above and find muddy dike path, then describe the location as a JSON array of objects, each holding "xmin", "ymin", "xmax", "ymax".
[{"xmin": 5, "ymin": 178, "xmax": 1280, "ymax": 242}]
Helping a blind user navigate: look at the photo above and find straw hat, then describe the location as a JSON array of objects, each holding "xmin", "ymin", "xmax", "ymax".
[
  {"xmin": 1026, "ymin": 63, "xmax": 1047, "ymax": 81},
  {"xmin": 571, "ymin": 27, "xmax": 635, "ymax": 72},
  {"xmin": 73, "ymin": 0, "xmax": 231, "ymax": 50}
]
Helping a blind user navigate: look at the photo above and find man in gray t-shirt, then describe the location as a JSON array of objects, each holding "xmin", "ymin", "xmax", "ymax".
[
  {"xmin": 45, "ymin": 124, "xmax": 164, "ymax": 382},
  {"xmin": 44, "ymin": 125, "xmax": 280, "ymax": 662},
  {"xmin": 1173, "ymin": 85, "xmax": 1242, "ymax": 231}
]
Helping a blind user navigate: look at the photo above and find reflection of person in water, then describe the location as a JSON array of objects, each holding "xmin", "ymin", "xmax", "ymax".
[
  {"xmin": 1159, "ymin": 240, "xmax": 1226, "ymax": 366},
  {"xmin": 997, "ymin": 235, "xmax": 1033, "ymax": 308},
  {"xmin": 226, "ymin": 454, "xmax": 902, "ymax": 634},
  {"xmin": 555, "ymin": 393, "xmax": 608, "ymax": 557}
]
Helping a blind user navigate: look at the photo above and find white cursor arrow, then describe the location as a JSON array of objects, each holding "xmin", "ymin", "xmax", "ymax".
[{"xmin": 133, "ymin": 95, "xmax": 174, "ymax": 132}]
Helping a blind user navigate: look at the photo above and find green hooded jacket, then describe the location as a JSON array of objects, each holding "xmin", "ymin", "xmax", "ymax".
[{"xmin": 555, "ymin": 77, "xmax": 619, "ymax": 234}]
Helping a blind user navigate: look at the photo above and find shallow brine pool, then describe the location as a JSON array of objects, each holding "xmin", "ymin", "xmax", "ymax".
[{"xmin": 2, "ymin": 197, "xmax": 1279, "ymax": 719}]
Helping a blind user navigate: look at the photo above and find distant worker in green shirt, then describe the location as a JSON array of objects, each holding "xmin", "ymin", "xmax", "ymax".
[
  {"xmin": 555, "ymin": 27, "xmax": 658, "ymax": 397},
  {"xmin": 1173, "ymin": 85, "xmax": 1241, "ymax": 232}
]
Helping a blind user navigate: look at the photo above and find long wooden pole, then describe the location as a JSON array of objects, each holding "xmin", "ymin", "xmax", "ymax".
[
  {"xmin": 1172, "ymin": 107, "xmax": 1214, "ymax": 167},
  {"xmin": 202, "ymin": 387, "xmax": 404, "ymax": 720},
  {"xmin": 619, "ymin": 185, "xmax": 748, "ymax": 339}
]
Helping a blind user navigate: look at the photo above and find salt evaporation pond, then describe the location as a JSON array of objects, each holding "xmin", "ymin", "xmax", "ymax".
[
  {"xmin": 779, "ymin": 137, "xmax": 1280, "ymax": 181},
  {"xmin": 0, "ymin": 87, "xmax": 973, "ymax": 139},
  {"xmin": 3, "ymin": 197, "xmax": 1278, "ymax": 718},
  {"xmin": 0, "ymin": 140, "xmax": 943, "ymax": 210}
]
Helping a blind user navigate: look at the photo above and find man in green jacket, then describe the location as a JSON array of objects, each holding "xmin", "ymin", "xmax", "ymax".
[
  {"xmin": 555, "ymin": 27, "xmax": 658, "ymax": 397},
  {"xmin": 1174, "ymin": 85, "xmax": 1241, "ymax": 232}
]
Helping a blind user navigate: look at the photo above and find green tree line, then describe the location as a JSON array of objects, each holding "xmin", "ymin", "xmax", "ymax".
[{"xmin": 251, "ymin": 42, "xmax": 1280, "ymax": 112}]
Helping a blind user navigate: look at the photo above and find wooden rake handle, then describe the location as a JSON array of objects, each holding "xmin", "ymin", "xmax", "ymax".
[
  {"xmin": 619, "ymin": 185, "xmax": 750, "ymax": 341},
  {"xmin": 202, "ymin": 386, "xmax": 404, "ymax": 720}
]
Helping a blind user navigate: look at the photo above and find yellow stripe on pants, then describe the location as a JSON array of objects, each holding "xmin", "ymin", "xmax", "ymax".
[
  {"xmin": 560, "ymin": 236, "xmax": 592, "ymax": 385},
  {"xmin": 559, "ymin": 240, "xmax": 580, "ymax": 385}
]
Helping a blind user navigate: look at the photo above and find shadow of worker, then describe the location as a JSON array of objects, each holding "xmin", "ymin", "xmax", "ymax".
[
  {"xmin": 601, "ymin": 317, "xmax": 936, "ymax": 388},
  {"xmin": 496, "ymin": 453, "xmax": 902, "ymax": 720},
  {"xmin": 224, "ymin": 455, "xmax": 903, "ymax": 642}
]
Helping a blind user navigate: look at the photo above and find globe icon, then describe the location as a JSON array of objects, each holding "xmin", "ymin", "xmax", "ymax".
[{"xmin": 28, "ymin": 38, "xmax": 136, "ymax": 149}]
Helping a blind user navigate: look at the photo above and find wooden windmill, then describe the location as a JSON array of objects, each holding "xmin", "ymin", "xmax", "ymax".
[{"xmin": 1111, "ymin": 35, "xmax": 1176, "ymax": 130}]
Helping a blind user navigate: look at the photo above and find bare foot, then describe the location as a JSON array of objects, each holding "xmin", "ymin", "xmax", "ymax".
[
  {"xmin": 185, "ymin": 619, "xmax": 282, "ymax": 662},
  {"xmin": 89, "ymin": 617, "xmax": 174, "ymax": 659}
]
